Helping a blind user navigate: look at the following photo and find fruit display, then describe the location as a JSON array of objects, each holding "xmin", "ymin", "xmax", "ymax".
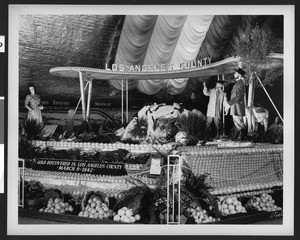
[
  {"xmin": 179, "ymin": 143, "xmax": 283, "ymax": 156},
  {"xmin": 113, "ymin": 207, "xmax": 141, "ymax": 223},
  {"xmin": 30, "ymin": 140, "xmax": 174, "ymax": 153},
  {"xmin": 24, "ymin": 168, "xmax": 159, "ymax": 197},
  {"xmin": 245, "ymin": 193, "xmax": 282, "ymax": 212},
  {"xmin": 210, "ymin": 182, "xmax": 282, "ymax": 196},
  {"xmin": 218, "ymin": 196, "xmax": 247, "ymax": 216},
  {"xmin": 39, "ymin": 197, "xmax": 74, "ymax": 214},
  {"xmin": 20, "ymin": 140, "xmax": 283, "ymax": 225},
  {"xmin": 186, "ymin": 206, "xmax": 218, "ymax": 224},
  {"xmin": 183, "ymin": 144, "xmax": 283, "ymax": 199},
  {"xmin": 78, "ymin": 196, "xmax": 114, "ymax": 219}
]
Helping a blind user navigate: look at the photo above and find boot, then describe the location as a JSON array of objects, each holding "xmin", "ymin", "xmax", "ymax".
[
  {"xmin": 242, "ymin": 128, "xmax": 248, "ymax": 140},
  {"xmin": 237, "ymin": 130, "xmax": 243, "ymax": 141},
  {"xmin": 216, "ymin": 129, "xmax": 221, "ymax": 139},
  {"xmin": 232, "ymin": 128, "xmax": 239, "ymax": 140}
]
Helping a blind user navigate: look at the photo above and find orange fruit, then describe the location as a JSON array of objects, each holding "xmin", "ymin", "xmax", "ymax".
[
  {"xmin": 125, "ymin": 209, "xmax": 133, "ymax": 217},
  {"xmin": 55, "ymin": 204, "xmax": 62, "ymax": 210},
  {"xmin": 90, "ymin": 202, "xmax": 96, "ymax": 208},
  {"xmin": 228, "ymin": 205, "xmax": 235, "ymax": 211},
  {"xmin": 118, "ymin": 209, "xmax": 125, "ymax": 216},
  {"xmin": 113, "ymin": 215, "xmax": 120, "ymax": 221},
  {"xmin": 225, "ymin": 198, "xmax": 233, "ymax": 205},
  {"xmin": 235, "ymin": 205, "xmax": 243, "ymax": 212}
]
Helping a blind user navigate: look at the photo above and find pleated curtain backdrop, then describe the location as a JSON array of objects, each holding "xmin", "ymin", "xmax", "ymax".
[{"xmin": 109, "ymin": 15, "xmax": 214, "ymax": 95}]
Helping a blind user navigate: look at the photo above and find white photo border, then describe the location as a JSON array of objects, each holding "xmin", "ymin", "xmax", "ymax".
[{"xmin": 8, "ymin": 4, "xmax": 295, "ymax": 236}]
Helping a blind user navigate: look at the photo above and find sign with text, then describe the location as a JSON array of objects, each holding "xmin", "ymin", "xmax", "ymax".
[
  {"xmin": 33, "ymin": 159, "xmax": 127, "ymax": 176},
  {"xmin": 217, "ymin": 141, "xmax": 254, "ymax": 149},
  {"xmin": 149, "ymin": 158, "xmax": 161, "ymax": 175}
]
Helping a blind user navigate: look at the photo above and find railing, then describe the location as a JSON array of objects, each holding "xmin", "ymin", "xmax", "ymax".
[
  {"xmin": 18, "ymin": 159, "xmax": 25, "ymax": 208},
  {"xmin": 166, "ymin": 155, "xmax": 181, "ymax": 225}
]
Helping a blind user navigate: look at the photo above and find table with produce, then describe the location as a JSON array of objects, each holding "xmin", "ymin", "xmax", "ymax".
[{"xmin": 19, "ymin": 139, "xmax": 283, "ymax": 224}]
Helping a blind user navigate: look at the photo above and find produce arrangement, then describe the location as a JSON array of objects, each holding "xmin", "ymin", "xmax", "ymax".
[
  {"xmin": 20, "ymin": 146, "xmax": 131, "ymax": 164},
  {"xmin": 24, "ymin": 168, "xmax": 159, "ymax": 196},
  {"xmin": 113, "ymin": 207, "xmax": 141, "ymax": 223},
  {"xmin": 185, "ymin": 207, "xmax": 218, "ymax": 223},
  {"xmin": 218, "ymin": 196, "xmax": 247, "ymax": 216},
  {"xmin": 245, "ymin": 193, "xmax": 282, "ymax": 212},
  {"xmin": 184, "ymin": 145, "xmax": 283, "ymax": 197},
  {"xmin": 30, "ymin": 140, "xmax": 174, "ymax": 153},
  {"xmin": 22, "ymin": 178, "xmax": 283, "ymax": 224},
  {"xmin": 20, "ymin": 134, "xmax": 283, "ymax": 224},
  {"xmin": 210, "ymin": 183, "xmax": 282, "ymax": 196},
  {"xmin": 78, "ymin": 197, "xmax": 114, "ymax": 219},
  {"xmin": 39, "ymin": 197, "xmax": 74, "ymax": 214}
]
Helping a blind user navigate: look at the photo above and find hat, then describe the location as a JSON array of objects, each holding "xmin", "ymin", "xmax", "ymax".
[{"xmin": 235, "ymin": 68, "xmax": 246, "ymax": 77}]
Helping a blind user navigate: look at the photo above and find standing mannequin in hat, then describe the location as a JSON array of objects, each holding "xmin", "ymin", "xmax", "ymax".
[
  {"xmin": 203, "ymin": 79, "xmax": 228, "ymax": 138},
  {"xmin": 224, "ymin": 68, "xmax": 247, "ymax": 140}
]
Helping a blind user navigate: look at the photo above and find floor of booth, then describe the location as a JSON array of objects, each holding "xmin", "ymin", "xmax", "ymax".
[
  {"xmin": 18, "ymin": 216, "xmax": 283, "ymax": 225},
  {"xmin": 18, "ymin": 207, "xmax": 283, "ymax": 225}
]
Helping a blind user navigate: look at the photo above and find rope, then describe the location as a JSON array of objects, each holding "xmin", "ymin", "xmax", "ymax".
[{"xmin": 255, "ymin": 72, "xmax": 283, "ymax": 123}]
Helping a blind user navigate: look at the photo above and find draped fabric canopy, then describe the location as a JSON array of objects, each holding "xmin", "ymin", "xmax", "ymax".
[
  {"xmin": 110, "ymin": 15, "xmax": 158, "ymax": 91},
  {"xmin": 108, "ymin": 15, "xmax": 279, "ymax": 96},
  {"xmin": 109, "ymin": 15, "xmax": 214, "ymax": 95}
]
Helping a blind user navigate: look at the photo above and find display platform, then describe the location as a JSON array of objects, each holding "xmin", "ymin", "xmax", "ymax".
[
  {"xmin": 20, "ymin": 140, "xmax": 283, "ymax": 225},
  {"xmin": 25, "ymin": 141, "xmax": 283, "ymax": 198}
]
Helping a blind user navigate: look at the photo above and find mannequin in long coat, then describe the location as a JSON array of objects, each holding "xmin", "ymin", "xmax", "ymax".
[
  {"xmin": 203, "ymin": 81, "xmax": 228, "ymax": 137},
  {"xmin": 225, "ymin": 68, "xmax": 247, "ymax": 140}
]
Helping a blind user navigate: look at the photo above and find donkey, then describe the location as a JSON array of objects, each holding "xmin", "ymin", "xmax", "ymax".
[{"xmin": 245, "ymin": 106, "xmax": 269, "ymax": 133}]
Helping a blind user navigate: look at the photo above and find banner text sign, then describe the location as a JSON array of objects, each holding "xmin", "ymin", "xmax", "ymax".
[{"xmin": 33, "ymin": 159, "xmax": 127, "ymax": 176}]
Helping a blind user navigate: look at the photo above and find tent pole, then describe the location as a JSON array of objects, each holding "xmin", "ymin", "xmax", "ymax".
[
  {"xmin": 126, "ymin": 79, "xmax": 128, "ymax": 123},
  {"xmin": 255, "ymin": 72, "xmax": 283, "ymax": 123},
  {"xmin": 78, "ymin": 71, "xmax": 86, "ymax": 121},
  {"xmin": 74, "ymin": 82, "xmax": 89, "ymax": 114},
  {"xmin": 221, "ymin": 76, "xmax": 225, "ymax": 136},
  {"xmin": 121, "ymin": 80, "xmax": 124, "ymax": 124},
  {"xmin": 86, "ymin": 79, "xmax": 93, "ymax": 120}
]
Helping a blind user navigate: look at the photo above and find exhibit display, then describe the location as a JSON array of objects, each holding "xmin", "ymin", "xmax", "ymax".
[{"xmin": 15, "ymin": 12, "xmax": 285, "ymax": 226}]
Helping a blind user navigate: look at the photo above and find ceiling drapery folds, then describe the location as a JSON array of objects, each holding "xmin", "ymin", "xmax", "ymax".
[
  {"xmin": 109, "ymin": 15, "xmax": 158, "ymax": 91},
  {"xmin": 110, "ymin": 15, "xmax": 214, "ymax": 95}
]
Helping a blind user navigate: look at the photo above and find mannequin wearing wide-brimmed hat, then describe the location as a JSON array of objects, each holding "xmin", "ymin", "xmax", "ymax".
[
  {"xmin": 224, "ymin": 68, "xmax": 247, "ymax": 140},
  {"xmin": 203, "ymin": 80, "xmax": 228, "ymax": 137}
]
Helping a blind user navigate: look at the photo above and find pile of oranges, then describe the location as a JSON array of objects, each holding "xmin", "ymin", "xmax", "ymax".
[
  {"xmin": 78, "ymin": 197, "xmax": 114, "ymax": 219},
  {"xmin": 39, "ymin": 197, "xmax": 74, "ymax": 214},
  {"xmin": 246, "ymin": 193, "xmax": 282, "ymax": 212},
  {"xmin": 113, "ymin": 207, "xmax": 141, "ymax": 223},
  {"xmin": 218, "ymin": 196, "xmax": 247, "ymax": 215}
]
